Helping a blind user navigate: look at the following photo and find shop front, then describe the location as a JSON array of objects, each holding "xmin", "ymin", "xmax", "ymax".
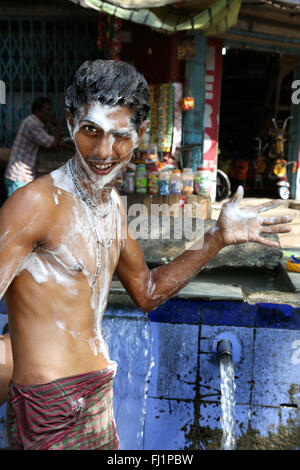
[
  {"xmin": 1, "ymin": 0, "xmax": 244, "ymax": 210},
  {"xmin": 217, "ymin": 44, "xmax": 300, "ymax": 201},
  {"xmin": 35, "ymin": 21, "xmax": 219, "ymax": 219},
  {"xmin": 6, "ymin": 1, "xmax": 300, "ymax": 204}
]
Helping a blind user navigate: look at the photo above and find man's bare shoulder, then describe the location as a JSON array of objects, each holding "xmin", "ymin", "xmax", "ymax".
[
  {"xmin": 0, "ymin": 175, "xmax": 65, "ymax": 245},
  {"xmin": 3, "ymin": 175, "xmax": 59, "ymax": 215}
]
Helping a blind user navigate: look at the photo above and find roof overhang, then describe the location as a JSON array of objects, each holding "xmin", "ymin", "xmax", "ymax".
[{"xmin": 68, "ymin": 0, "xmax": 242, "ymax": 35}]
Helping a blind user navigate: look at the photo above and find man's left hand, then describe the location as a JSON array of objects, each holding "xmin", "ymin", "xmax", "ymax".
[{"xmin": 216, "ymin": 186, "xmax": 293, "ymax": 248}]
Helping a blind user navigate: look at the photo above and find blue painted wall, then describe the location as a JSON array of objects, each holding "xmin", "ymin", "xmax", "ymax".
[
  {"xmin": 1, "ymin": 298, "xmax": 300, "ymax": 450},
  {"xmin": 145, "ymin": 300, "xmax": 300, "ymax": 450}
]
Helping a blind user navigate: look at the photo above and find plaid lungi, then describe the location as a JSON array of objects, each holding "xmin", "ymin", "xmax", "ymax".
[{"xmin": 6, "ymin": 367, "xmax": 119, "ymax": 450}]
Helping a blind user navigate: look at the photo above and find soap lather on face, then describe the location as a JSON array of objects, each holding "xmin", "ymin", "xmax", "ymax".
[
  {"xmin": 64, "ymin": 59, "xmax": 150, "ymax": 189},
  {"xmin": 67, "ymin": 102, "xmax": 146, "ymax": 188}
]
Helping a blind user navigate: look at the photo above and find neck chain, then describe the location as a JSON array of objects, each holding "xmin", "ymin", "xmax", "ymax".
[
  {"xmin": 67, "ymin": 159, "xmax": 112, "ymax": 217},
  {"xmin": 67, "ymin": 158, "xmax": 114, "ymax": 289}
]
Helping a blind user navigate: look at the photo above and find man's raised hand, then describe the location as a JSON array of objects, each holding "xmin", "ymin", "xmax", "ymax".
[{"xmin": 216, "ymin": 186, "xmax": 293, "ymax": 248}]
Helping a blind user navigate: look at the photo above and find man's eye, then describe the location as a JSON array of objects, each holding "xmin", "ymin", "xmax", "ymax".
[
  {"xmin": 112, "ymin": 133, "xmax": 131, "ymax": 139},
  {"xmin": 83, "ymin": 125, "xmax": 97, "ymax": 133}
]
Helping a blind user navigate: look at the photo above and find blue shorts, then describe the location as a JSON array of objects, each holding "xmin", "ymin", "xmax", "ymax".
[{"xmin": 4, "ymin": 178, "xmax": 27, "ymax": 198}]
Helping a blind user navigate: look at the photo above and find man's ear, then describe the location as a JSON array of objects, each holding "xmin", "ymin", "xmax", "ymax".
[
  {"xmin": 66, "ymin": 110, "xmax": 75, "ymax": 139},
  {"xmin": 137, "ymin": 120, "xmax": 150, "ymax": 145}
]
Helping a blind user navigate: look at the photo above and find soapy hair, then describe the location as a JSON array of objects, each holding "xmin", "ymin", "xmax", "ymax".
[{"xmin": 65, "ymin": 60, "xmax": 150, "ymax": 130}]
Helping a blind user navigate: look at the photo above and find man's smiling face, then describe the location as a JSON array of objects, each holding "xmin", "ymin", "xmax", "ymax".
[{"xmin": 68, "ymin": 102, "xmax": 147, "ymax": 184}]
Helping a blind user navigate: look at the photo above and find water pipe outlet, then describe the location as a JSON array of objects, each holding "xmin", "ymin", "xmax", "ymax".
[
  {"xmin": 216, "ymin": 339, "xmax": 233, "ymax": 357},
  {"xmin": 212, "ymin": 332, "xmax": 241, "ymax": 363}
]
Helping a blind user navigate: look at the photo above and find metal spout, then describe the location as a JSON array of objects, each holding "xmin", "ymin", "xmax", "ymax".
[{"xmin": 217, "ymin": 339, "xmax": 233, "ymax": 357}]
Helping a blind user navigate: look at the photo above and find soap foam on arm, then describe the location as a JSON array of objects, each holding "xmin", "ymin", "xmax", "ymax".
[{"xmin": 0, "ymin": 182, "xmax": 55, "ymax": 298}]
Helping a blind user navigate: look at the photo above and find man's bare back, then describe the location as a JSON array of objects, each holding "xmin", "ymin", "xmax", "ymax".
[{"xmin": 4, "ymin": 163, "xmax": 122, "ymax": 385}]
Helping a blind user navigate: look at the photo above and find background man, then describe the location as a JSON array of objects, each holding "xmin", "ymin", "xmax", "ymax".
[
  {"xmin": 0, "ymin": 60, "xmax": 293, "ymax": 450},
  {"xmin": 4, "ymin": 97, "xmax": 62, "ymax": 197}
]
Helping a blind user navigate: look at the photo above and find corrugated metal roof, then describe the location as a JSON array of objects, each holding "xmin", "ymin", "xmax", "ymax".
[{"xmin": 68, "ymin": 0, "xmax": 241, "ymax": 34}]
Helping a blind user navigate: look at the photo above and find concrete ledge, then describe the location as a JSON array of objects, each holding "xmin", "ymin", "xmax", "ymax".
[
  {"xmin": 286, "ymin": 271, "xmax": 300, "ymax": 293},
  {"xmin": 245, "ymin": 291, "xmax": 300, "ymax": 308},
  {"xmin": 109, "ymin": 280, "xmax": 243, "ymax": 301},
  {"xmin": 169, "ymin": 281, "xmax": 243, "ymax": 301},
  {"xmin": 289, "ymin": 200, "xmax": 300, "ymax": 210},
  {"xmin": 280, "ymin": 255, "xmax": 300, "ymax": 293}
]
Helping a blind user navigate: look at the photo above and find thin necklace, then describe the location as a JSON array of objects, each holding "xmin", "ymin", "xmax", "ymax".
[
  {"xmin": 67, "ymin": 159, "xmax": 112, "ymax": 217},
  {"xmin": 67, "ymin": 159, "xmax": 114, "ymax": 289}
]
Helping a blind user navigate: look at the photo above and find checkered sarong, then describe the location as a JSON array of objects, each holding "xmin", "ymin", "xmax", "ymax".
[{"xmin": 6, "ymin": 368, "xmax": 119, "ymax": 450}]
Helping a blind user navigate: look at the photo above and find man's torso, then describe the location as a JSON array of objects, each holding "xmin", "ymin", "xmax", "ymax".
[{"xmin": 6, "ymin": 163, "xmax": 122, "ymax": 385}]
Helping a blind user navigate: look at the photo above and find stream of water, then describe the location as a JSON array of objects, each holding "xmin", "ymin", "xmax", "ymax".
[
  {"xmin": 103, "ymin": 315, "xmax": 154, "ymax": 450},
  {"xmin": 219, "ymin": 354, "xmax": 237, "ymax": 450}
]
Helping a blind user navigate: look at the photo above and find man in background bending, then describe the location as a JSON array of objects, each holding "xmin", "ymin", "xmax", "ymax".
[{"xmin": 4, "ymin": 97, "xmax": 62, "ymax": 197}]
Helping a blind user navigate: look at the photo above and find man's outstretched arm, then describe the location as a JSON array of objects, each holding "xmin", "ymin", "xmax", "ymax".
[{"xmin": 115, "ymin": 186, "xmax": 293, "ymax": 312}]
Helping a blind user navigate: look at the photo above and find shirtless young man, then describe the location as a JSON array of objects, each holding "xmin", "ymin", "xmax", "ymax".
[{"xmin": 0, "ymin": 60, "xmax": 293, "ymax": 450}]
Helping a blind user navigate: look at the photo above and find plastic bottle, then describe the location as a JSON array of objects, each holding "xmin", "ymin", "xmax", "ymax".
[
  {"xmin": 147, "ymin": 168, "xmax": 159, "ymax": 194},
  {"xmin": 123, "ymin": 168, "xmax": 135, "ymax": 194},
  {"xmin": 170, "ymin": 169, "xmax": 182, "ymax": 195},
  {"xmin": 182, "ymin": 168, "xmax": 194, "ymax": 195},
  {"xmin": 159, "ymin": 169, "xmax": 170, "ymax": 195},
  {"xmin": 194, "ymin": 167, "xmax": 211, "ymax": 196},
  {"xmin": 194, "ymin": 170, "xmax": 202, "ymax": 195},
  {"xmin": 135, "ymin": 162, "xmax": 147, "ymax": 194}
]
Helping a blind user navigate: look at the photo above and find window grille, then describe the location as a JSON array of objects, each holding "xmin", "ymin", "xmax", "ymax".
[{"xmin": 0, "ymin": 16, "xmax": 100, "ymax": 146}]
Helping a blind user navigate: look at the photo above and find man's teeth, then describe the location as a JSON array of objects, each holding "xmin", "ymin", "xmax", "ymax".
[{"xmin": 92, "ymin": 162, "xmax": 114, "ymax": 170}]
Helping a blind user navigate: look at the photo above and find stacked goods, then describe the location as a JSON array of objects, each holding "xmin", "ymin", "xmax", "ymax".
[
  {"xmin": 165, "ymin": 83, "xmax": 175, "ymax": 153},
  {"xmin": 148, "ymin": 85, "xmax": 153, "ymax": 137},
  {"xmin": 149, "ymin": 83, "xmax": 177, "ymax": 153},
  {"xmin": 120, "ymin": 166, "xmax": 211, "ymax": 197},
  {"xmin": 157, "ymin": 83, "xmax": 170, "ymax": 152},
  {"xmin": 108, "ymin": 16, "xmax": 122, "ymax": 60},
  {"xmin": 171, "ymin": 83, "xmax": 183, "ymax": 155},
  {"xmin": 97, "ymin": 13, "xmax": 122, "ymax": 60},
  {"xmin": 149, "ymin": 84, "xmax": 159, "ymax": 146},
  {"xmin": 147, "ymin": 88, "xmax": 153, "ymax": 137}
]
